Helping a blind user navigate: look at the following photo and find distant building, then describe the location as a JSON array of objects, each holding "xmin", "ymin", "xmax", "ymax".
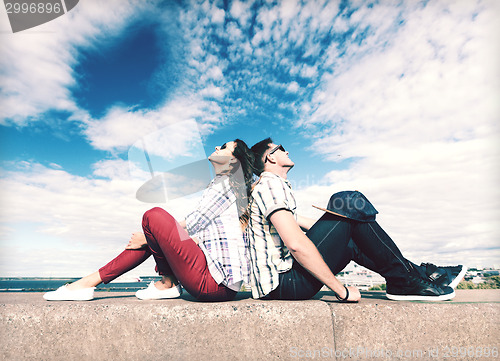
[
  {"xmin": 336, "ymin": 263, "xmax": 385, "ymax": 290},
  {"xmin": 464, "ymin": 267, "xmax": 499, "ymax": 285},
  {"xmin": 471, "ymin": 276, "xmax": 486, "ymax": 284}
]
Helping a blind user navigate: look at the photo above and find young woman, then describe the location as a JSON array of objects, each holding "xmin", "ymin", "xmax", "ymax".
[{"xmin": 44, "ymin": 139, "xmax": 254, "ymax": 302}]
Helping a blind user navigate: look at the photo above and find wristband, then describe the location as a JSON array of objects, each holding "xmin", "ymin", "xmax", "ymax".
[{"xmin": 335, "ymin": 285, "xmax": 349, "ymax": 302}]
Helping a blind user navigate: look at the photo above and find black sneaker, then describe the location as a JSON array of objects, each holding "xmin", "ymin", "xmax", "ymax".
[
  {"xmin": 386, "ymin": 275, "xmax": 455, "ymax": 301},
  {"xmin": 419, "ymin": 263, "xmax": 466, "ymax": 289}
]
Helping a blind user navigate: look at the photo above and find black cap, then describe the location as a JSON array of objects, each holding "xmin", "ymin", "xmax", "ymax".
[{"xmin": 313, "ymin": 191, "xmax": 378, "ymax": 222}]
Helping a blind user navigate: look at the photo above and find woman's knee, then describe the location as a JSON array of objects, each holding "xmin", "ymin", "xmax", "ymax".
[{"xmin": 143, "ymin": 207, "xmax": 174, "ymax": 226}]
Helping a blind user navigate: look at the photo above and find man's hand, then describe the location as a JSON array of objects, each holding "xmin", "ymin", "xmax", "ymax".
[
  {"xmin": 346, "ymin": 286, "xmax": 361, "ymax": 302},
  {"xmin": 125, "ymin": 232, "xmax": 147, "ymax": 249},
  {"xmin": 338, "ymin": 285, "xmax": 361, "ymax": 302}
]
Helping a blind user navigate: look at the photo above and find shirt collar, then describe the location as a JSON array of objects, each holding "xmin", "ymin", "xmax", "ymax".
[{"xmin": 260, "ymin": 171, "xmax": 292, "ymax": 189}]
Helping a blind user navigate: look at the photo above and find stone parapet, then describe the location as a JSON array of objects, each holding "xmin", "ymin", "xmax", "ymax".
[{"xmin": 1, "ymin": 290, "xmax": 499, "ymax": 361}]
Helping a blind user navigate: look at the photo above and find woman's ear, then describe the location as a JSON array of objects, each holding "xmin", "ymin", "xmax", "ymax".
[{"xmin": 229, "ymin": 157, "xmax": 238, "ymax": 164}]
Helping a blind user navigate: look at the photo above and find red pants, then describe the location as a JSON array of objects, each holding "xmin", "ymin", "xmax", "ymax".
[{"xmin": 99, "ymin": 207, "xmax": 236, "ymax": 302}]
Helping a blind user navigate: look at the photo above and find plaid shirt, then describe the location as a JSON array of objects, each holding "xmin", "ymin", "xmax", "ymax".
[
  {"xmin": 245, "ymin": 172, "xmax": 297, "ymax": 298},
  {"xmin": 185, "ymin": 175, "xmax": 250, "ymax": 291}
]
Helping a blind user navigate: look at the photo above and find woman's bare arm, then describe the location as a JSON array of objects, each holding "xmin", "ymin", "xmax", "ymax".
[{"xmin": 296, "ymin": 214, "xmax": 317, "ymax": 231}]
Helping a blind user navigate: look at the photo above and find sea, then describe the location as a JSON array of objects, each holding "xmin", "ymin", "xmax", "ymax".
[{"xmin": 0, "ymin": 276, "xmax": 162, "ymax": 292}]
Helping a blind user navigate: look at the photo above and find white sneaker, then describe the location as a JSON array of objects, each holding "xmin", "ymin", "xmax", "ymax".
[
  {"xmin": 43, "ymin": 285, "xmax": 95, "ymax": 301},
  {"xmin": 135, "ymin": 281, "xmax": 182, "ymax": 300}
]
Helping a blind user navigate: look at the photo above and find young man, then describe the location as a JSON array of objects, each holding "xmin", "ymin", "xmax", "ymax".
[{"xmin": 245, "ymin": 138, "xmax": 465, "ymax": 302}]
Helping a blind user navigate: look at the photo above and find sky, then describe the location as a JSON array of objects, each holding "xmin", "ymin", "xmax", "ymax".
[{"xmin": 0, "ymin": 0, "xmax": 499, "ymax": 278}]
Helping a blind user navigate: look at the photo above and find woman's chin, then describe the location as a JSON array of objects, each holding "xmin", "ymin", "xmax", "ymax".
[{"xmin": 209, "ymin": 156, "xmax": 229, "ymax": 164}]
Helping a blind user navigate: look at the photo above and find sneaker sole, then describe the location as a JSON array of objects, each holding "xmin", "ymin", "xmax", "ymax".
[
  {"xmin": 448, "ymin": 266, "xmax": 467, "ymax": 289},
  {"xmin": 135, "ymin": 288, "xmax": 182, "ymax": 300},
  {"xmin": 386, "ymin": 290, "xmax": 455, "ymax": 301},
  {"xmin": 43, "ymin": 295, "xmax": 94, "ymax": 301},
  {"xmin": 43, "ymin": 286, "xmax": 95, "ymax": 301},
  {"xmin": 136, "ymin": 294, "xmax": 181, "ymax": 300}
]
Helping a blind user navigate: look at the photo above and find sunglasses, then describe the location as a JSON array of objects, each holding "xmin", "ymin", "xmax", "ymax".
[
  {"xmin": 265, "ymin": 144, "xmax": 285, "ymax": 162},
  {"xmin": 220, "ymin": 143, "xmax": 227, "ymax": 150},
  {"xmin": 269, "ymin": 144, "xmax": 285, "ymax": 154}
]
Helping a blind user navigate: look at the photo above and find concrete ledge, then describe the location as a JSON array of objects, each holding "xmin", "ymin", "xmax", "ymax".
[
  {"xmin": 1, "ymin": 290, "xmax": 499, "ymax": 361},
  {"xmin": 322, "ymin": 291, "xmax": 500, "ymax": 360}
]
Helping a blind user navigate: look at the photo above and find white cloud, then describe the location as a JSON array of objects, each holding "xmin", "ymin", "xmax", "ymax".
[
  {"xmin": 278, "ymin": 0, "xmax": 300, "ymax": 25},
  {"xmin": 204, "ymin": 66, "xmax": 225, "ymax": 82},
  {"xmin": 211, "ymin": 6, "xmax": 225, "ymax": 24},
  {"xmin": 0, "ymin": 0, "xmax": 152, "ymax": 125},
  {"xmin": 292, "ymin": 136, "xmax": 500, "ymax": 267},
  {"xmin": 83, "ymin": 94, "xmax": 223, "ymax": 154},
  {"xmin": 2, "ymin": 0, "xmax": 499, "ymax": 278},
  {"xmin": 229, "ymin": 0, "xmax": 253, "ymax": 27},
  {"xmin": 0, "ymin": 161, "xmax": 200, "ymax": 276},
  {"xmin": 92, "ymin": 158, "xmax": 136, "ymax": 180},
  {"xmin": 199, "ymin": 85, "xmax": 226, "ymax": 99},
  {"xmin": 287, "ymin": 81, "xmax": 300, "ymax": 93},
  {"xmin": 303, "ymin": 0, "xmax": 499, "ymax": 151},
  {"xmin": 300, "ymin": 64, "xmax": 318, "ymax": 78},
  {"xmin": 292, "ymin": 0, "xmax": 500, "ymax": 267}
]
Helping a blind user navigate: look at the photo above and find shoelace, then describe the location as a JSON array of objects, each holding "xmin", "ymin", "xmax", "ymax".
[
  {"xmin": 421, "ymin": 263, "xmax": 452, "ymax": 280},
  {"xmin": 408, "ymin": 273, "xmax": 444, "ymax": 289}
]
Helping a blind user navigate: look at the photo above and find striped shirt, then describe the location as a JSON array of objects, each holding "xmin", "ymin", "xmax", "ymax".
[
  {"xmin": 245, "ymin": 172, "xmax": 297, "ymax": 298},
  {"xmin": 185, "ymin": 175, "xmax": 250, "ymax": 291}
]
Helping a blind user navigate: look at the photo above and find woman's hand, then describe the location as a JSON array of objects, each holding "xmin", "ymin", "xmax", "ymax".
[
  {"xmin": 296, "ymin": 214, "xmax": 316, "ymax": 232},
  {"xmin": 125, "ymin": 232, "xmax": 147, "ymax": 249}
]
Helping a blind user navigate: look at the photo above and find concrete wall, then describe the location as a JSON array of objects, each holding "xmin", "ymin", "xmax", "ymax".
[{"xmin": 1, "ymin": 290, "xmax": 499, "ymax": 361}]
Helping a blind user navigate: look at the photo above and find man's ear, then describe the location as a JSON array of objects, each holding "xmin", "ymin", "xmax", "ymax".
[{"xmin": 266, "ymin": 154, "xmax": 276, "ymax": 164}]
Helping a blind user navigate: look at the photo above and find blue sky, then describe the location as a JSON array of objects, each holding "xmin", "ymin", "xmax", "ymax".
[{"xmin": 1, "ymin": 0, "xmax": 499, "ymax": 277}]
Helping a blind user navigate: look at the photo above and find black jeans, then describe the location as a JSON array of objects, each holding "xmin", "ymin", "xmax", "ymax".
[{"xmin": 267, "ymin": 193, "xmax": 414, "ymax": 300}]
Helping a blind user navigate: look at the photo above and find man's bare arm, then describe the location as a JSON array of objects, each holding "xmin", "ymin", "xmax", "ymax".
[{"xmin": 270, "ymin": 210, "xmax": 360, "ymax": 301}]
